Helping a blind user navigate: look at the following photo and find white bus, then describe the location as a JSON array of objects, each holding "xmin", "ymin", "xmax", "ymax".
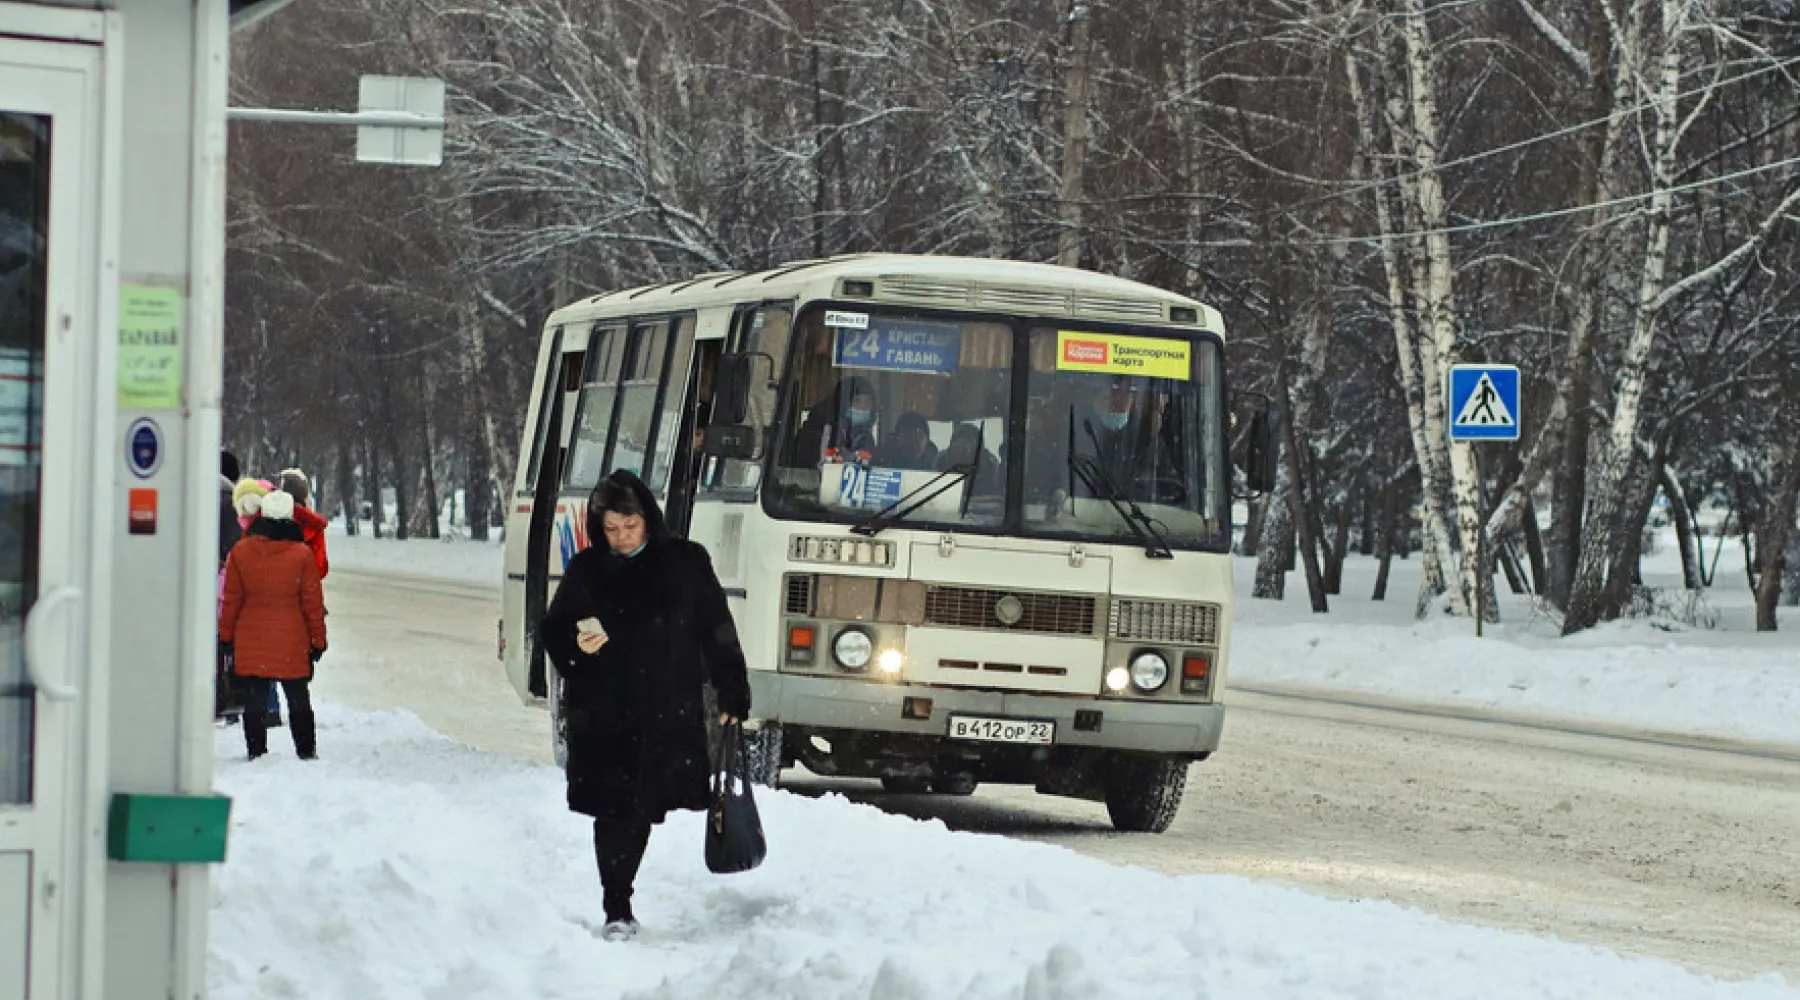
[{"xmin": 499, "ymin": 254, "xmax": 1275, "ymax": 832}]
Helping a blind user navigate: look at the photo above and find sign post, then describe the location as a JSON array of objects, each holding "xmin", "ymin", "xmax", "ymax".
[{"xmin": 1448, "ymin": 364, "xmax": 1521, "ymax": 636}]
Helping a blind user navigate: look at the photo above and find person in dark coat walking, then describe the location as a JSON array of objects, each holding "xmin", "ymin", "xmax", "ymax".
[{"xmin": 539, "ymin": 469, "xmax": 752, "ymax": 941}]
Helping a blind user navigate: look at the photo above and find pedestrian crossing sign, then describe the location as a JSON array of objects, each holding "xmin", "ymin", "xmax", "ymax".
[{"xmin": 1448, "ymin": 364, "xmax": 1520, "ymax": 441}]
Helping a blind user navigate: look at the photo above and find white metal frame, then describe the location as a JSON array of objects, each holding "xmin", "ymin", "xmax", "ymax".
[{"xmin": 0, "ymin": 26, "xmax": 113, "ymax": 1000}]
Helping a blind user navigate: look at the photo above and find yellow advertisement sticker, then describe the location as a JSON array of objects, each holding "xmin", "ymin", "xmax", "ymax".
[{"xmin": 1055, "ymin": 331, "xmax": 1191, "ymax": 380}]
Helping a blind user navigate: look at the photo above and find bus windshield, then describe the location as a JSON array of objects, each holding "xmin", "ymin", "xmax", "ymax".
[{"xmin": 764, "ymin": 307, "xmax": 1227, "ymax": 551}]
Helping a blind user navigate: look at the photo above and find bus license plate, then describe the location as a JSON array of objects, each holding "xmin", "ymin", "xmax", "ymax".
[{"xmin": 947, "ymin": 715, "xmax": 1054, "ymax": 745}]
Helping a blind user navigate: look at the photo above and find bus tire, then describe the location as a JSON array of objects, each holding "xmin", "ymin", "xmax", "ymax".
[
  {"xmin": 1102, "ymin": 753, "xmax": 1186, "ymax": 834},
  {"xmin": 549, "ymin": 669, "xmax": 569, "ymax": 769},
  {"xmin": 742, "ymin": 723, "xmax": 784, "ymax": 788}
]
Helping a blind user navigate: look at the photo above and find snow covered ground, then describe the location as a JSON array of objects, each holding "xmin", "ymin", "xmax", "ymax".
[
  {"xmin": 1230, "ymin": 530, "xmax": 1800, "ymax": 749},
  {"xmin": 209, "ymin": 706, "xmax": 1800, "ymax": 1000},
  {"xmin": 323, "ymin": 520, "xmax": 504, "ymax": 585}
]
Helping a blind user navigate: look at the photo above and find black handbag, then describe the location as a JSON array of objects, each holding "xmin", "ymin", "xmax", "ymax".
[{"xmin": 705, "ymin": 722, "xmax": 767, "ymax": 874}]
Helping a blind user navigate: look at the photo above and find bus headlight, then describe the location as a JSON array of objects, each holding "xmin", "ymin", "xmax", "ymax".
[
  {"xmin": 877, "ymin": 648, "xmax": 905, "ymax": 675},
  {"xmin": 833, "ymin": 628, "xmax": 874, "ymax": 670},
  {"xmin": 1129, "ymin": 652, "xmax": 1170, "ymax": 692},
  {"xmin": 1104, "ymin": 666, "xmax": 1131, "ymax": 692}
]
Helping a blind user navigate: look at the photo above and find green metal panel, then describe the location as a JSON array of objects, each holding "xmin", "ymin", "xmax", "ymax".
[{"xmin": 106, "ymin": 793, "xmax": 231, "ymax": 864}]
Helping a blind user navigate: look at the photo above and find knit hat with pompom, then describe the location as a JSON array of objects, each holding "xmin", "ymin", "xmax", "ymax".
[
  {"xmin": 232, "ymin": 478, "xmax": 271, "ymax": 517},
  {"xmin": 259, "ymin": 489, "xmax": 295, "ymax": 521}
]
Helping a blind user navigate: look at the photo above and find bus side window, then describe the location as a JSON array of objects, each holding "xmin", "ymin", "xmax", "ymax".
[
  {"xmin": 706, "ymin": 303, "xmax": 792, "ymax": 495},
  {"xmin": 562, "ymin": 327, "xmax": 626, "ymax": 491}
]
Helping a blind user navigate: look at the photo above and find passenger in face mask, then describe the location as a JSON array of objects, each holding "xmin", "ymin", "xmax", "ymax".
[
  {"xmin": 786, "ymin": 375, "xmax": 881, "ymax": 468},
  {"xmin": 1090, "ymin": 381, "xmax": 1137, "ymax": 435}
]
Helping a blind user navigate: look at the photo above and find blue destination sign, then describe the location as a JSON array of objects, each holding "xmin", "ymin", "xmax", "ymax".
[{"xmin": 833, "ymin": 318, "xmax": 961, "ymax": 375}]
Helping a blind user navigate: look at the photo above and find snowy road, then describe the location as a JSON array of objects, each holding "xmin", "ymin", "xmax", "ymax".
[{"xmin": 316, "ymin": 566, "xmax": 1800, "ymax": 983}]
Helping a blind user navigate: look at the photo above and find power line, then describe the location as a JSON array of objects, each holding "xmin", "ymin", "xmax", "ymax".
[
  {"xmin": 1268, "ymin": 54, "xmax": 1800, "ymax": 219},
  {"xmin": 1164, "ymin": 153, "xmax": 1800, "ymax": 249},
  {"xmin": 1299, "ymin": 154, "xmax": 1800, "ymax": 246}
]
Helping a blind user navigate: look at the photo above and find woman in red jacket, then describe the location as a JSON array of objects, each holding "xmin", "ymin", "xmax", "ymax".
[
  {"xmin": 279, "ymin": 468, "xmax": 329, "ymax": 579},
  {"xmin": 219, "ymin": 489, "xmax": 327, "ymax": 759}
]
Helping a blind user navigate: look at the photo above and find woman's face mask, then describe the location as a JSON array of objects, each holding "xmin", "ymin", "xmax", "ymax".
[
  {"xmin": 1096, "ymin": 410, "xmax": 1130, "ymax": 432},
  {"xmin": 846, "ymin": 406, "xmax": 874, "ymax": 428}
]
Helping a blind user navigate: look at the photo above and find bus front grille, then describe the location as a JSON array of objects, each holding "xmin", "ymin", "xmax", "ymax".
[
  {"xmin": 1108, "ymin": 599, "xmax": 1220, "ymax": 645},
  {"xmin": 922, "ymin": 586, "xmax": 1097, "ymax": 635},
  {"xmin": 785, "ymin": 574, "xmax": 815, "ymax": 615}
]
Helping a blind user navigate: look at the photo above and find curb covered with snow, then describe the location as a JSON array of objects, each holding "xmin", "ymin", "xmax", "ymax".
[
  {"xmin": 1230, "ymin": 616, "xmax": 1800, "ymax": 749},
  {"xmin": 209, "ymin": 705, "xmax": 1799, "ymax": 1000},
  {"xmin": 321, "ymin": 524, "xmax": 503, "ymax": 586}
]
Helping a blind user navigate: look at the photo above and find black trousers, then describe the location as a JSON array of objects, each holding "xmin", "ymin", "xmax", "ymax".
[
  {"xmin": 237, "ymin": 678, "xmax": 315, "ymax": 758},
  {"xmin": 593, "ymin": 817, "xmax": 652, "ymax": 921}
]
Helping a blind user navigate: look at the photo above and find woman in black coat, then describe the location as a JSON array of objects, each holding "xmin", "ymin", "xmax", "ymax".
[{"xmin": 539, "ymin": 469, "xmax": 752, "ymax": 940}]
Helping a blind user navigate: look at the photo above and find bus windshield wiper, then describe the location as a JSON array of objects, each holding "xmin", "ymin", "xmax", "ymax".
[
  {"xmin": 849, "ymin": 463, "xmax": 974, "ymax": 537},
  {"xmin": 1065, "ymin": 409, "xmax": 1174, "ymax": 559}
]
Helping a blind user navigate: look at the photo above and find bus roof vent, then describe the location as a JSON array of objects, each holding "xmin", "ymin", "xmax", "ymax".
[
  {"xmin": 1075, "ymin": 293, "xmax": 1166, "ymax": 321},
  {"xmin": 879, "ymin": 276, "xmax": 973, "ymax": 305},
  {"xmin": 978, "ymin": 284, "xmax": 1073, "ymax": 314}
]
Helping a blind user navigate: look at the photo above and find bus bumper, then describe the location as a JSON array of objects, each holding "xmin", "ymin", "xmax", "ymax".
[{"xmin": 748, "ymin": 672, "xmax": 1223, "ymax": 756}]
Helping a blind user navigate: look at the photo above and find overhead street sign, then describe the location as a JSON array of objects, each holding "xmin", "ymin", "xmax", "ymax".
[
  {"xmin": 356, "ymin": 75, "xmax": 445, "ymax": 166},
  {"xmin": 1448, "ymin": 364, "xmax": 1520, "ymax": 442}
]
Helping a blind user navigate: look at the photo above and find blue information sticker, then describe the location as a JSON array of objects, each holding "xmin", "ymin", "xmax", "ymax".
[
  {"xmin": 833, "ymin": 318, "xmax": 961, "ymax": 375},
  {"xmin": 839, "ymin": 465, "xmax": 905, "ymax": 509},
  {"xmin": 126, "ymin": 417, "xmax": 163, "ymax": 479}
]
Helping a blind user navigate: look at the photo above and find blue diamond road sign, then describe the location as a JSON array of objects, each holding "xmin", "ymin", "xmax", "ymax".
[{"xmin": 1447, "ymin": 364, "xmax": 1520, "ymax": 442}]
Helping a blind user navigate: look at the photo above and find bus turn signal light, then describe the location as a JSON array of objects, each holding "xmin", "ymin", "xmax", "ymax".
[
  {"xmin": 787, "ymin": 625, "xmax": 817, "ymax": 666},
  {"xmin": 1181, "ymin": 653, "xmax": 1210, "ymax": 694}
]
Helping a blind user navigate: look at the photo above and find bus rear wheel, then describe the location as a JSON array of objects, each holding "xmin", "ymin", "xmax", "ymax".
[
  {"xmin": 549, "ymin": 668, "xmax": 569, "ymax": 769},
  {"xmin": 1102, "ymin": 753, "xmax": 1187, "ymax": 833}
]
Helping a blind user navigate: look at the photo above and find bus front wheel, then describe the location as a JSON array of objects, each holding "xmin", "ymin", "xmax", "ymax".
[
  {"xmin": 742, "ymin": 723, "xmax": 784, "ymax": 788},
  {"xmin": 1102, "ymin": 753, "xmax": 1187, "ymax": 833}
]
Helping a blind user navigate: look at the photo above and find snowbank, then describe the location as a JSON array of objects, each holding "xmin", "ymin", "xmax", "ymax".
[
  {"xmin": 322, "ymin": 522, "xmax": 503, "ymax": 586},
  {"xmin": 1229, "ymin": 536, "xmax": 1800, "ymax": 748},
  {"xmin": 209, "ymin": 705, "xmax": 1798, "ymax": 1000}
]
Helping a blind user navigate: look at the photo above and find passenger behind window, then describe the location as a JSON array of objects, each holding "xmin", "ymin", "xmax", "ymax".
[
  {"xmin": 939, "ymin": 422, "xmax": 1004, "ymax": 496},
  {"xmin": 877, "ymin": 411, "xmax": 938, "ymax": 471},
  {"xmin": 784, "ymin": 375, "xmax": 879, "ymax": 468}
]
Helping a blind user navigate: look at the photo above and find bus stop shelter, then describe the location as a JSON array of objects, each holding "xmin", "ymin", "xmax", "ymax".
[{"xmin": 2, "ymin": 1, "xmax": 295, "ymax": 996}]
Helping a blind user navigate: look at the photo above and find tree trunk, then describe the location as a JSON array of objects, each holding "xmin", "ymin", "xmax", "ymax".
[
  {"xmin": 1660, "ymin": 462, "xmax": 1701, "ymax": 590},
  {"xmin": 1057, "ymin": 2, "xmax": 1095, "ymax": 268},
  {"xmin": 420, "ymin": 408, "xmax": 442, "ymax": 540},
  {"xmin": 1345, "ymin": 40, "xmax": 1460, "ymax": 617},
  {"xmin": 388, "ymin": 424, "xmax": 412, "ymax": 542},
  {"xmin": 1372, "ymin": 484, "xmax": 1397, "ymax": 601},
  {"xmin": 1324, "ymin": 499, "xmax": 1352, "ymax": 595},
  {"xmin": 336, "ymin": 441, "xmax": 358, "ymax": 537},
  {"xmin": 465, "ymin": 410, "xmax": 492, "ymax": 543},
  {"xmin": 1398, "ymin": 0, "xmax": 1483, "ymax": 620},
  {"xmin": 1359, "ymin": 492, "xmax": 1377, "ymax": 557},
  {"xmin": 1754, "ymin": 452, "xmax": 1800, "ymax": 631},
  {"xmin": 1562, "ymin": 0, "xmax": 1689, "ymax": 635},
  {"xmin": 364, "ymin": 436, "xmax": 383, "ymax": 540},
  {"xmin": 1521, "ymin": 495, "xmax": 1548, "ymax": 595},
  {"xmin": 1253, "ymin": 462, "xmax": 1293, "ymax": 600}
]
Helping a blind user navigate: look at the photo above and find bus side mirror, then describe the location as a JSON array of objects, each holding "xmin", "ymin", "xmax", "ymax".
[
  {"xmin": 1241, "ymin": 407, "xmax": 1279, "ymax": 493},
  {"xmin": 714, "ymin": 354, "xmax": 755, "ymax": 425},
  {"xmin": 701, "ymin": 424, "xmax": 757, "ymax": 460}
]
